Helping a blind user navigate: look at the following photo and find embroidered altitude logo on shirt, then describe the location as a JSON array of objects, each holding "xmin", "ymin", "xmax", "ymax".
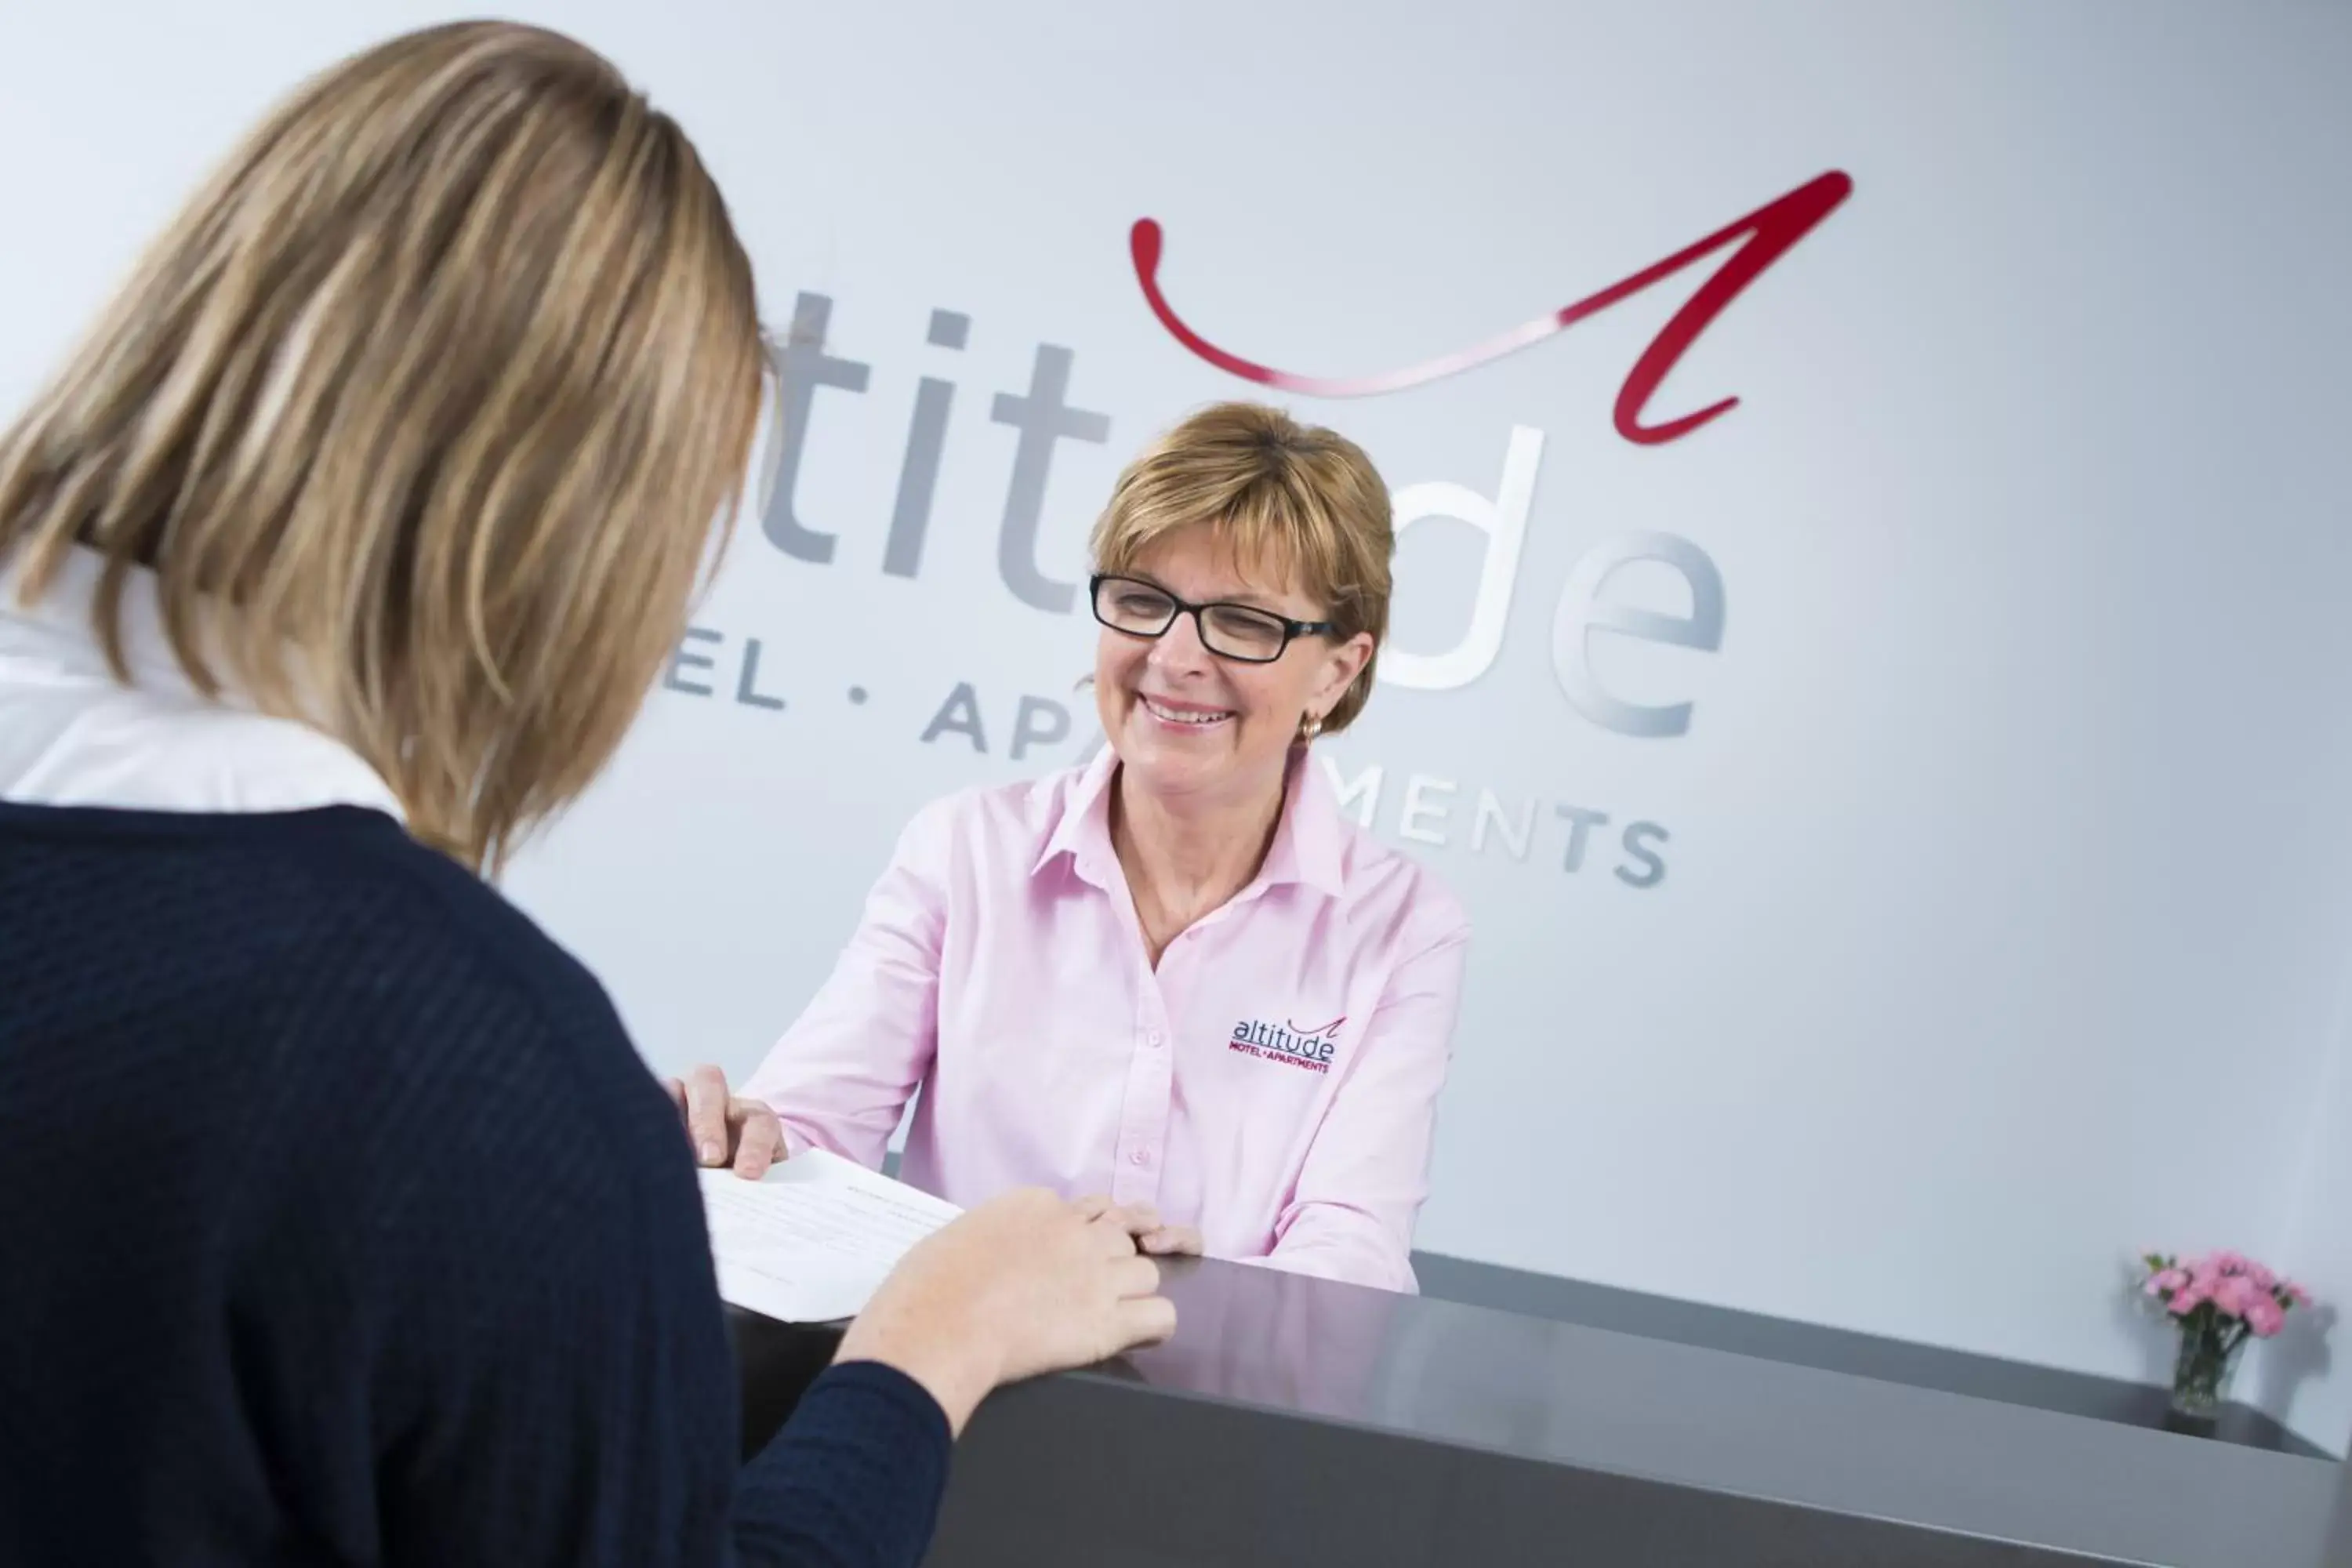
[{"xmin": 1228, "ymin": 1014, "xmax": 1345, "ymax": 1074}]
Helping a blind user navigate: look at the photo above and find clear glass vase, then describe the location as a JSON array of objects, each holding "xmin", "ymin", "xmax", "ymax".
[{"xmin": 2169, "ymin": 1322, "xmax": 2248, "ymax": 1421}]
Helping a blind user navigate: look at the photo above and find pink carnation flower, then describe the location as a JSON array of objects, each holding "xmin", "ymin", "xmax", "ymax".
[
  {"xmin": 2247, "ymin": 1299, "xmax": 2287, "ymax": 1338},
  {"xmin": 2214, "ymin": 1276, "xmax": 2259, "ymax": 1318}
]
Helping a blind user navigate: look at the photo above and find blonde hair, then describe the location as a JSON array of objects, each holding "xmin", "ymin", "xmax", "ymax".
[
  {"xmin": 0, "ymin": 21, "xmax": 764, "ymax": 870},
  {"xmin": 1089, "ymin": 401, "xmax": 1393, "ymax": 732}
]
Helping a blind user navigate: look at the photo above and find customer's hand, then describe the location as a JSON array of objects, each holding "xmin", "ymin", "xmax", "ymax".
[
  {"xmin": 660, "ymin": 1064, "xmax": 785, "ymax": 1177},
  {"xmin": 836, "ymin": 1190, "xmax": 1177, "ymax": 1432}
]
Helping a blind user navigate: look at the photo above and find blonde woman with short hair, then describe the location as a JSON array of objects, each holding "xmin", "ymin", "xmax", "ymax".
[
  {"xmin": 0, "ymin": 22, "xmax": 1170, "ymax": 1568},
  {"xmin": 686, "ymin": 402, "xmax": 1472, "ymax": 1293}
]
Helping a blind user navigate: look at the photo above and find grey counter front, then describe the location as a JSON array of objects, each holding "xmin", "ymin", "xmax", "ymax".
[{"xmin": 730, "ymin": 1256, "xmax": 2350, "ymax": 1566}]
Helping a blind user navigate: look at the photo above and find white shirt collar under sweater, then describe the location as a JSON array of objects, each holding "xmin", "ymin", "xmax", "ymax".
[{"xmin": 0, "ymin": 545, "xmax": 403, "ymax": 817}]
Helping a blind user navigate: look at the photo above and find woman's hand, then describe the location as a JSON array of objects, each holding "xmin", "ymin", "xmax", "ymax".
[
  {"xmin": 661, "ymin": 1063, "xmax": 786, "ymax": 1177},
  {"xmin": 1080, "ymin": 1196, "xmax": 1203, "ymax": 1258}
]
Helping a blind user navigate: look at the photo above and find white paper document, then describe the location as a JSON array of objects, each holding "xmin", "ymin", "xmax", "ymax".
[{"xmin": 699, "ymin": 1149, "xmax": 962, "ymax": 1324}]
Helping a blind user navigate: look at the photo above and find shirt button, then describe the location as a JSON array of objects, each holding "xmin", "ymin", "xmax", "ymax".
[
  {"xmin": 1145, "ymin": 1029, "xmax": 1163, "ymax": 1047},
  {"xmin": 1129, "ymin": 1149, "xmax": 1150, "ymax": 1167}
]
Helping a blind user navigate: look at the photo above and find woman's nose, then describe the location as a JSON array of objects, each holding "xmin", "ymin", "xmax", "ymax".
[{"xmin": 1147, "ymin": 610, "xmax": 1214, "ymax": 673}]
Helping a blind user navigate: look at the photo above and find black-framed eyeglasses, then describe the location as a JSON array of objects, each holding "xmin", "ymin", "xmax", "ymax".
[{"xmin": 1089, "ymin": 574, "xmax": 1334, "ymax": 664}]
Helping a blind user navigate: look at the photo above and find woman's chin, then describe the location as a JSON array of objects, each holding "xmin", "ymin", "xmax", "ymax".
[
  {"xmin": 1123, "ymin": 742, "xmax": 1221, "ymax": 793},
  {"xmin": 1115, "ymin": 719, "xmax": 1282, "ymax": 802}
]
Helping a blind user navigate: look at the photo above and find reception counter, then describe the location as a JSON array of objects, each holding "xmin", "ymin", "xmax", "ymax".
[{"xmin": 731, "ymin": 1256, "xmax": 2350, "ymax": 1566}]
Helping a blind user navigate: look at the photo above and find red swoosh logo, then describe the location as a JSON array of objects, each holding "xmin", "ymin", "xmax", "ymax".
[
  {"xmin": 1131, "ymin": 170, "xmax": 1853, "ymax": 445},
  {"xmin": 1289, "ymin": 1015, "xmax": 1347, "ymax": 1038}
]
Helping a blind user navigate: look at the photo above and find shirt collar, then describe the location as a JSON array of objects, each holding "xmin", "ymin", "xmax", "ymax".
[
  {"xmin": 0, "ymin": 543, "xmax": 404, "ymax": 819},
  {"xmin": 1031, "ymin": 743, "xmax": 1345, "ymax": 901},
  {"xmin": 1032, "ymin": 743, "xmax": 1120, "ymax": 882},
  {"xmin": 1264, "ymin": 748, "xmax": 1347, "ymax": 899}
]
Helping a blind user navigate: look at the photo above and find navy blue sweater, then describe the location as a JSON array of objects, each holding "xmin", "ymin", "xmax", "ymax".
[{"xmin": 0, "ymin": 801, "xmax": 950, "ymax": 1567}]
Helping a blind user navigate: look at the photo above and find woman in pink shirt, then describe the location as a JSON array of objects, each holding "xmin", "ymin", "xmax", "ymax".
[{"xmin": 679, "ymin": 402, "xmax": 1470, "ymax": 1291}]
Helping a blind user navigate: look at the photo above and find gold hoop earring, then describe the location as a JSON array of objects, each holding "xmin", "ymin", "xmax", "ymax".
[{"xmin": 1298, "ymin": 712, "xmax": 1325, "ymax": 743}]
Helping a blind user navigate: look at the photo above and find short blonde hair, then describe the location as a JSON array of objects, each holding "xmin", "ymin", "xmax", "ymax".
[
  {"xmin": 1089, "ymin": 402, "xmax": 1393, "ymax": 732},
  {"xmin": 0, "ymin": 21, "xmax": 764, "ymax": 871}
]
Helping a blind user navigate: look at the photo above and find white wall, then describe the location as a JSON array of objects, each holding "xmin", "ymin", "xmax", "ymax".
[
  {"xmin": 5, "ymin": 0, "xmax": 2352, "ymax": 1441},
  {"xmin": 2274, "ymin": 1011, "xmax": 2352, "ymax": 1456}
]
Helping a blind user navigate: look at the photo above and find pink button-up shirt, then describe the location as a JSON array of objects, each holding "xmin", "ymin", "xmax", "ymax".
[{"xmin": 742, "ymin": 748, "xmax": 1470, "ymax": 1292}]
